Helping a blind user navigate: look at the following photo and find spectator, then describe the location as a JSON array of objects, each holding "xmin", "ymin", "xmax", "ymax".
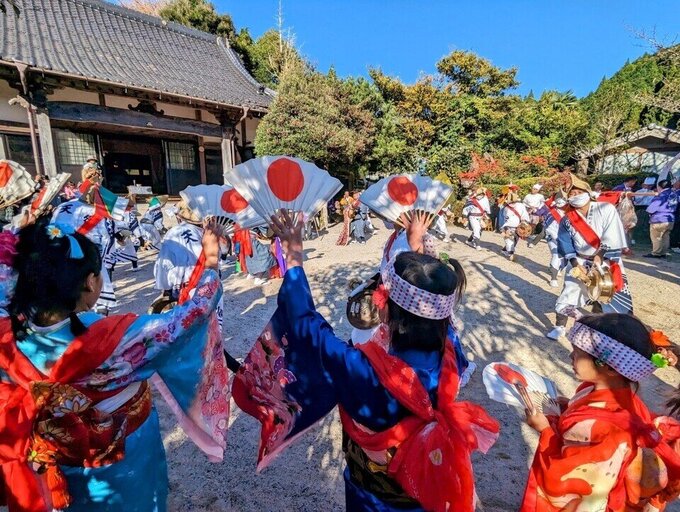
[
  {"xmin": 670, "ymin": 179, "xmax": 680, "ymax": 254},
  {"xmin": 612, "ymin": 176, "xmax": 637, "ymax": 192},
  {"xmin": 645, "ymin": 179, "xmax": 677, "ymax": 259},
  {"xmin": 593, "ymin": 181, "xmax": 604, "ymax": 197}
]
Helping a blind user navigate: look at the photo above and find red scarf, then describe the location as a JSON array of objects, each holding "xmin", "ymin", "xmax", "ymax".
[
  {"xmin": 565, "ymin": 208, "xmax": 601, "ymax": 250},
  {"xmin": 543, "ymin": 198, "xmax": 562, "ymax": 224},
  {"xmin": 0, "ymin": 314, "xmax": 138, "ymax": 512},
  {"xmin": 75, "ymin": 183, "xmax": 107, "ymax": 236},
  {"xmin": 178, "ymin": 251, "xmax": 206, "ymax": 304},
  {"xmin": 470, "ymin": 197, "xmax": 485, "ymax": 216},
  {"xmin": 505, "ymin": 203, "xmax": 522, "ymax": 221},
  {"xmin": 339, "ymin": 341, "xmax": 499, "ymax": 512}
]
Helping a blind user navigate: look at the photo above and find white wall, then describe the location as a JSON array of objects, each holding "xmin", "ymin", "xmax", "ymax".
[
  {"xmin": 601, "ymin": 149, "xmax": 680, "ymax": 174},
  {"xmin": 0, "ymin": 80, "xmax": 30, "ymax": 124}
]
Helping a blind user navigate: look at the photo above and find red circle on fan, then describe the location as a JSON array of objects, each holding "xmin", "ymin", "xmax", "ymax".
[
  {"xmin": 221, "ymin": 189, "xmax": 249, "ymax": 213},
  {"xmin": 266, "ymin": 158, "xmax": 304, "ymax": 202},
  {"xmin": 387, "ymin": 177, "xmax": 418, "ymax": 206}
]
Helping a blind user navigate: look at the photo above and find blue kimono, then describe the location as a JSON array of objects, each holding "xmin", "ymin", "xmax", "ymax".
[{"xmin": 278, "ymin": 266, "xmax": 465, "ymax": 511}]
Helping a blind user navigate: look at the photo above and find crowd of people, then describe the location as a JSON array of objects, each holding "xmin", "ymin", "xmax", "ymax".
[{"xmin": 1, "ymin": 159, "xmax": 680, "ymax": 512}]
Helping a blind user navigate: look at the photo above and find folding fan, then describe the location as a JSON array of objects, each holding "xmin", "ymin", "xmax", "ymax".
[
  {"xmin": 179, "ymin": 184, "xmax": 266, "ymax": 234},
  {"xmin": 30, "ymin": 173, "xmax": 71, "ymax": 215},
  {"xmin": 0, "ymin": 160, "xmax": 37, "ymax": 209},
  {"xmin": 225, "ymin": 156, "xmax": 343, "ymax": 220},
  {"xmin": 482, "ymin": 362, "xmax": 560, "ymax": 415},
  {"xmin": 359, "ymin": 174, "xmax": 453, "ymax": 225}
]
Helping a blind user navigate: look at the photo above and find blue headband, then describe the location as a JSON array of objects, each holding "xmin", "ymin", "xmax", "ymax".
[{"xmin": 46, "ymin": 223, "xmax": 84, "ymax": 259}]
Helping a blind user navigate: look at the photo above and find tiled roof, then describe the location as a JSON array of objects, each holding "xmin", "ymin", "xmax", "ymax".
[{"xmin": 0, "ymin": 0, "xmax": 272, "ymax": 110}]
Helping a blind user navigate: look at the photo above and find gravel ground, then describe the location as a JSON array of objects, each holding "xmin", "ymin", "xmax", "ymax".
[{"xmin": 109, "ymin": 222, "xmax": 680, "ymax": 512}]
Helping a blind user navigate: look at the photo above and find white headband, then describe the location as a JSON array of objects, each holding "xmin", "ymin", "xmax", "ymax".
[
  {"xmin": 381, "ymin": 259, "xmax": 458, "ymax": 320},
  {"xmin": 568, "ymin": 322, "xmax": 657, "ymax": 382}
]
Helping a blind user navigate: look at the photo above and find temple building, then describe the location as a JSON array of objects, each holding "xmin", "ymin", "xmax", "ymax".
[{"xmin": 0, "ymin": 0, "xmax": 272, "ymax": 194}]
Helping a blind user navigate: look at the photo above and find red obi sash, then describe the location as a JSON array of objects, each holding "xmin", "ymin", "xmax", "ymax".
[
  {"xmin": 339, "ymin": 340, "xmax": 499, "ymax": 512},
  {"xmin": 0, "ymin": 314, "xmax": 147, "ymax": 512},
  {"xmin": 544, "ymin": 198, "xmax": 562, "ymax": 223}
]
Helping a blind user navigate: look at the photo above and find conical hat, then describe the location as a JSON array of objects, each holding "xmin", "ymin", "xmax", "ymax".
[{"xmin": 567, "ymin": 173, "xmax": 591, "ymax": 193}]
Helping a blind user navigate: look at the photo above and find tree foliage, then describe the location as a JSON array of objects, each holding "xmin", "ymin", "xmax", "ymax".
[{"xmin": 254, "ymin": 62, "xmax": 376, "ymax": 176}]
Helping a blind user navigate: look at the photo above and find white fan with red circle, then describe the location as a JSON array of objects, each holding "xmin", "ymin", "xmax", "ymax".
[
  {"xmin": 30, "ymin": 173, "xmax": 71, "ymax": 216},
  {"xmin": 179, "ymin": 184, "xmax": 266, "ymax": 234},
  {"xmin": 0, "ymin": 160, "xmax": 37, "ymax": 209},
  {"xmin": 359, "ymin": 174, "xmax": 453, "ymax": 225},
  {"xmin": 225, "ymin": 156, "xmax": 343, "ymax": 220}
]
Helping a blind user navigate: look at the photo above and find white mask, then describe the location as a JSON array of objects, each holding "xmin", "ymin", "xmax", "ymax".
[
  {"xmin": 554, "ymin": 199, "xmax": 567, "ymax": 208},
  {"xmin": 568, "ymin": 192, "xmax": 590, "ymax": 208}
]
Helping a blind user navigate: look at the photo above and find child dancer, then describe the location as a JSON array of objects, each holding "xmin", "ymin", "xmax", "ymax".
[
  {"xmin": 521, "ymin": 313, "xmax": 680, "ymax": 511},
  {"xmin": 270, "ymin": 210, "xmax": 499, "ymax": 512},
  {"xmin": 0, "ymin": 217, "xmax": 229, "ymax": 512}
]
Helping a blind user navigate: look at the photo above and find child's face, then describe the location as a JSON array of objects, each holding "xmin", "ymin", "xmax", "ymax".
[{"xmin": 570, "ymin": 345, "xmax": 602, "ymax": 382}]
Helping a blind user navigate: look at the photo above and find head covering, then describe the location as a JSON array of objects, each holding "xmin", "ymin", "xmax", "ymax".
[
  {"xmin": 505, "ymin": 191, "xmax": 521, "ymax": 204},
  {"xmin": 380, "ymin": 259, "xmax": 458, "ymax": 320},
  {"xmin": 176, "ymin": 200, "xmax": 201, "ymax": 224},
  {"xmin": 643, "ymin": 177, "xmax": 657, "ymax": 186},
  {"xmin": 568, "ymin": 322, "xmax": 656, "ymax": 382},
  {"xmin": 148, "ymin": 195, "xmax": 168, "ymax": 209},
  {"xmin": 566, "ymin": 173, "xmax": 591, "ymax": 193},
  {"xmin": 532, "ymin": 184, "xmax": 543, "ymax": 191},
  {"xmin": 86, "ymin": 155, "xmax": 98, "ymax": 162}
]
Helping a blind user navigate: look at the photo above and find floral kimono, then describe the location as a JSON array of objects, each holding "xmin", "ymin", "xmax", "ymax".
[
  {"xmin": 236, "ymin": 266, "xmax": 498, "ymax": 511},
  {"xmin": 521, "ymin": 384, "xmax": 680, "ymax": 512},
  {"xmin": 0, "ymin": 270, "xmax": 229, "ymax": 512}
]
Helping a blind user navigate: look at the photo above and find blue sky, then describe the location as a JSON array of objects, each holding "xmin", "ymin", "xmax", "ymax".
[{"xmin": 220, "ymin": 0, "xmax": 680, "ymax": 97}]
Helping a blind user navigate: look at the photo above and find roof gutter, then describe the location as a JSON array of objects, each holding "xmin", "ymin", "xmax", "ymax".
[{"xmin": 2, "ymin": 60, "xmax": 270, "ymax": 114}]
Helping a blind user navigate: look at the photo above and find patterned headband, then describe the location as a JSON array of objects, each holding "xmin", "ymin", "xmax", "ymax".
[
  {"xmin": 568, "ymin": 322, "xmax": 657, "ymax": 382},
  {"xmin": 380, "ymin": 259, "xmax": 458, "ymax": 320}
]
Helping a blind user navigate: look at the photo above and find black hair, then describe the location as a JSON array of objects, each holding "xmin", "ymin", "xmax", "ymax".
[
  {"xmin": 578, "ymin": 313, "xmax": 654, "ymax": 361},
  {"xmin": 658, "ymin": 179, "xmax": 671, "ymax": 190},
  {"xmin": 10, "ymin": 216, "xmax": 102, "ymax": 336},
  {"xmin": 388, "ymin": 252, "xmax": 466, "ymax": 353}
]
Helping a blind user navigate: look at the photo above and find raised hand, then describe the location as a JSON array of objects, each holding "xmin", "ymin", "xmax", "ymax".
[
  {"xmin": 201, "ymin": 217, "xmax": 223, "ymax": 270},
  {"xmin": 270, "ymin": 209, "xmax": 304, "ymax": 269}
]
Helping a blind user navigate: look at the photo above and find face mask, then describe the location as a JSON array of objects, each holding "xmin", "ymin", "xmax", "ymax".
[
  {"xmin": 554, "ymin": 199, "xmax": 567, "ymax": 208},
  {"xmin": 568, "ymin": 192, "xmax": 590, "ymax": 208}
]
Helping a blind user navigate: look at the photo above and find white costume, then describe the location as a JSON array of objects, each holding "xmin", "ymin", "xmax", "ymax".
[
  {"xmin": 549, "ymin": 201, "xmax": 632, "ymax": 338},
  {"xmin": 139, "ymin": 205, "xmax": 164, "ymax": 250},
  {"xmin": 52, "ymin": 199, "xmax": 117, "ymax": 311},
  {"xmin": 540, "ymin": 202, "xmax": 566, "ymax": 286},
  {"xmin": 523, "ymin": 192, "xmax": 545, "ymax": 212},
  {"xmin": 107, "ymin": 209, "xmax": 142, "ymax": 270},
  {"xmin": 462, "ymin": 196, "xmax": 490, "ymax": 249},
  {"xmin": 501, "ymin": 201, "xmax": 530, "ymax": 256},
  {"xmin": 155, "ymin": 223, "xmax": 204, "ymax": 293},
  {"xmin": 154, "ymin": 222, "xmax": 224, "ymax": 331}
]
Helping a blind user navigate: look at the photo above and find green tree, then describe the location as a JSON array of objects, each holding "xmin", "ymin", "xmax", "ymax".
[
  {"xmin": 255, "ymin": 62, "xmax": 376, "ymax": 179},
  {"xmin": 249, "ymin": 29, "xmax": 302, "ymax": 89},
  {"xmin": 436, "ymin": 50, "xmax": 518, "ymax": 96}
]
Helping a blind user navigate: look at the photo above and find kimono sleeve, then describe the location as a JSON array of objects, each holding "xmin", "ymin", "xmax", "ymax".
[
  {"xmin": 92, "ymin": 269, "xmax": 229, "ymax": 460},
  {"xmin": 522, "ymin": 420, "xmax": 633, "ymax": 511},
  {"xmin": 557, "ymin": 218, "xmax": 577, "ymax": 260},
  {"xmin": 278, "ymin": 266, "xmax": 404, "ymax": 431}
]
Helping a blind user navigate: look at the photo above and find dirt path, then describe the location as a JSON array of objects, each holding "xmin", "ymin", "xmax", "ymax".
[{"xmin": 113, "ymin": 222, "xmax": 680, "ymax": 511}]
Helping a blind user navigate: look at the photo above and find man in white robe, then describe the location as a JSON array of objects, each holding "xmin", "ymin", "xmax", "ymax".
[{"xmin": 547, "ymin": 175, "xmax": 631, "ymax": 339}]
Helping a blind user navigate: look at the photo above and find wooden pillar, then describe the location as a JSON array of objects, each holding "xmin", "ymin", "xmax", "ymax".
[
  {"xmin": 198, "ymin": 136, "xmax": 207, "ymax": 184},
  {"xmin": 35, "ymin": 108, "xmax": 57, "ymax": 177}
]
